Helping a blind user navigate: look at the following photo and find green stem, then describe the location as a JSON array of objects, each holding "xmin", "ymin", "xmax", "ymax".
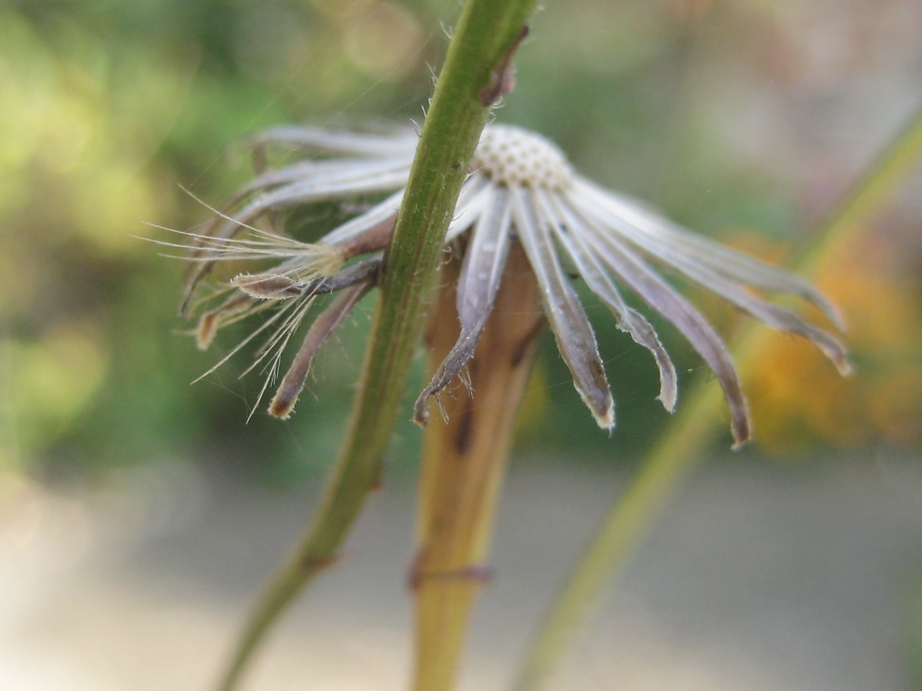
[
  {"xmin": 809, "ymin": 105, "xmax": 922, "ymax": 258},
  {"xmin": 214, "ymin": 2, "xmax": 536, "ymax": 690},
  {"xmin": 511, "ymin": 105, "xmax": 922, "ymax": 691}
]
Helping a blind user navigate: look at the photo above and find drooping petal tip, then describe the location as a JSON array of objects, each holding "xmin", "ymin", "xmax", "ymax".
[{"xmin": 591, "ymin": 400, "xmax": 615, "ymax": 432}]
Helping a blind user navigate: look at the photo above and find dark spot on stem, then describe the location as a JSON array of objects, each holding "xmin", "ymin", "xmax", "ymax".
[
  {"xmin": 454, "ymin": 406, "xmax": 474, "ymax": 455},
  {"xmin": 409, "ymin": 561, "xmax": 495, "ymax": 589},
  {"xmin": 510, "ymin": 317, "xmax": 546, "ymax": 367},
  {"xmin": 298, "ymin": 554, "xmax": 338, "ymax": 575}
]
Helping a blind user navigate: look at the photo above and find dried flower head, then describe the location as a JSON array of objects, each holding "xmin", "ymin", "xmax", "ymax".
[{"xmin": 165, "ymin": 123, "xmax": 849, "ymax": 446}]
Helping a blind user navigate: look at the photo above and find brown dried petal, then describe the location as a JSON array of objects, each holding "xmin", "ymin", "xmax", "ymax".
[
  {"xmin": 579, "ymin": 212, "xmax": 751, "ymax": 447},
  {"xmin": 414, "ymin": 186, "xmax": 513, "ymax": 425},
  {"xmin": 542, "ymin": 190, "xmax": 678, "ymax": 412},
  {"xmin": 511, "ymin": 186, "xmax": 614, "ymax": 430},
  {"xmin": 269, "ymin": 281, "xmax": 372, "ymax": 419}
]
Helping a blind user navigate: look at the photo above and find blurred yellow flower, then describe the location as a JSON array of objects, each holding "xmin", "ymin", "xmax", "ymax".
[{"xmin": 746, "ymin": 230, "xmax": 921, "ymax": 452}]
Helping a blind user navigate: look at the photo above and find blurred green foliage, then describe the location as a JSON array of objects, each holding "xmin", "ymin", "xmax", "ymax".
[{"xmin": 2, "ymin": 0, "xmax": 919, "ymax": 481}]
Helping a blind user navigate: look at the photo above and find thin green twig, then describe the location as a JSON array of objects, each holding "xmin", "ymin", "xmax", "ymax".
[{"xmin": 511, "ymin": 104, "xmax": 922, "ymax": 691}]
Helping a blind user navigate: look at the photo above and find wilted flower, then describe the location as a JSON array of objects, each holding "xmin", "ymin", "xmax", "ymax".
[{"xmin": 165, "ymin": 123, "xmax": 849, "ymax": 446}]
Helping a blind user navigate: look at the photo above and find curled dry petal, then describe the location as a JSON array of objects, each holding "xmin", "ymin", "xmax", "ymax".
[
  {"xmin": 270, "ymin": 281, "xmax": 373, "ymax": 419},
  {"xmin": 511, "ymin": 186, "xmax": 615, "ymax": 430},
  {"xmin": 575, "ymin": 179, "xmax": 844, "ymax": 329},
  {"xmin": 577, "ymin": 211, "xmax": 751, "ymax": 446},
  {"xmin": 414, "ymin": 186, "xmax": 513, "ymax": 425},
  {"xmin": 232, "ymin": 273, "xmax": 303, "ymax": 300},
  {"xmin": 196, "ymin": 291, "xmax": 257, "ymax": 350},
  {"xmin": 540, "ymin": 189, "xmax": 678, "ymax": 412},
  {"xmin": 655, "ymin": 250, "xmax": 852, "ymax": 376}
]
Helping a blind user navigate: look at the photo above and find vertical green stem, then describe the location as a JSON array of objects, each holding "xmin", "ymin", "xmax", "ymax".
[
  {"xmin": 511, "ymin": 106, "xmax": 922, "ymax": 691},
  {"xmin": 214, "ymin": 2, "xmax": 536, "ymax": 690}
]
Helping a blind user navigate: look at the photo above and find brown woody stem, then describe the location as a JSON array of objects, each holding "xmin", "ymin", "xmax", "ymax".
[{"xmin": 412, "ymin": 243, "xmax": 544, "ymax": 691}]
